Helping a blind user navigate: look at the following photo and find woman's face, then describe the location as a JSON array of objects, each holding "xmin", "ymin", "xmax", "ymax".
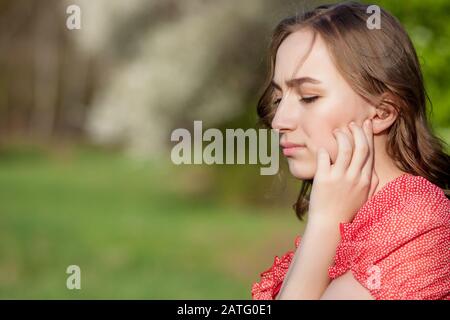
[{"xmin": 271, "ymin": 29, "xmax": 373, "ymax": 179}]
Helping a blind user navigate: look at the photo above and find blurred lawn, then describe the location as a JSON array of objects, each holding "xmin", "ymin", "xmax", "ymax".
[
  {"xmin": 0, "ymin": 144, "xmax": 302, "ymax": 299},
  {"xmin": 0, "ymin": 129, "xmax": 446, "ymax": 299}
]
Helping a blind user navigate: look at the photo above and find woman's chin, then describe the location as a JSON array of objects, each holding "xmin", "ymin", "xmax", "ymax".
[{"xmin": 287, "ymin": 159, "xmax": 315, "ymax": 179}]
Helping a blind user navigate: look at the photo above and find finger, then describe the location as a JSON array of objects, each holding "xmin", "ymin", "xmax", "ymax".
[
  {"xmin": 361, "ymin": 119, "xmax": 374, "ymax": 178},
  {"xmin": 332, "ymin": 129, "xmax": 352, "ymax": 172},
  {"xmin": 347, "ymin": 122, "xmax": 369, "ymax": 175},
  {"xmin": 338, "ymin": 126, "xmax": 354, "ymax": 150},
  {"xmin": 316, "ymin": 147, "xmax": 331, "ymax": 177}
]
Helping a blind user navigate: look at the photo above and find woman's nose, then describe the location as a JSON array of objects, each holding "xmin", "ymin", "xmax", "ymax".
[{"xmin": 271, "ymin": 99, "xmax": 297, "ymax": 132}]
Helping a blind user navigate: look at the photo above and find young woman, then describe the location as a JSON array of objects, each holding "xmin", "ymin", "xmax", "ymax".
[{"xmin": 251, "ymin": 2, "xmax": 450, "ymax": 300}]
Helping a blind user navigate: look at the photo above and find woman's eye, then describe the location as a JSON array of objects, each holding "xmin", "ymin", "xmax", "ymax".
[{"xmin": 300, "ymin": 96, "xmax": 319, "ymax": 104}]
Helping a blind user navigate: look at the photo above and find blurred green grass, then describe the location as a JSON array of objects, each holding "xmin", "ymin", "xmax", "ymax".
[
  {"xmin": 0, "ymin": 144, "xmax": 302, "ymax": 299},
  {"xmin": 0, "ymin": 125, "xmax": 446, "ymax": 299}
]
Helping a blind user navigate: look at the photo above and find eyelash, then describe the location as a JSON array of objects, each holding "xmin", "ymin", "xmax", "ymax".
[
  {"xmin": 300, "ymin": 96, "xmax": 319, "ymax": 104},
  {"xmin": 272, "ymin": 96, "xmax": 319, "ymax": 106}
]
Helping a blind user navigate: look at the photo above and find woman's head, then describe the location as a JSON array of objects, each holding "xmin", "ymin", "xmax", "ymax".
[
  {"xmin": 270, "ymin": 27, "xmax": 379, "ymax": 179},
  {"xmin": 257, "ymin": 1, "xmax": 450, "ymax": 219}
]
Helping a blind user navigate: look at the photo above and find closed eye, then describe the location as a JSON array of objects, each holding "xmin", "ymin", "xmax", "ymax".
[
  {"xmin": 273, "ymin": 96, "xmax": 319, "ymax": 107},
  {"xmin": 300, "ymin": 96, "xmax": 319, "ymax": 104}
]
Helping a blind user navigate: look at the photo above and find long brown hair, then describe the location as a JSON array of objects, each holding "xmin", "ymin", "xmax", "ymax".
[{"xmin": 257, "ymin": 1, "xmax": 450, "ymax": 220}]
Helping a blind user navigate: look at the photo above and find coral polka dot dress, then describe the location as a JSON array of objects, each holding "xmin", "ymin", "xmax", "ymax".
[{"xmin": 251, "ymin": 173, "xmax": 450, "ymax": 300}]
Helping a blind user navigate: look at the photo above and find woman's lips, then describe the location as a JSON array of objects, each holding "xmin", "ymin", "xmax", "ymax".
[{"xmin": 281, "ymin": 142, "xmax": 306, "ymax": 156}]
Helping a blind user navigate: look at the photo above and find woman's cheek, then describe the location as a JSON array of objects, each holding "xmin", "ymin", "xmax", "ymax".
[
  {"xmin": 312, "ymin": 109, "xmax": 342, "ymax": 158},
  {"xmin": 308, "ymin": 129, "xmax": 338, "ymax": 165},
  {"xmin": 317, "ymin": 139, "xmax": 338, "ymax": 166}
]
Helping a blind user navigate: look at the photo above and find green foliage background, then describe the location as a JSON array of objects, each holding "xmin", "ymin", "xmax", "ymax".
[{"xmin": 375, "ymin": 0, "xmax": 450, "ymax": 130}]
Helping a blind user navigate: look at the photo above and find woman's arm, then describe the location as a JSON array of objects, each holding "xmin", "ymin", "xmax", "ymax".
[
  {"xmin": 277, "ymin": 215, "xmax": 375, "ymax": 300},
  {"xmin": 276, "ymin": 215, "xmax": 342, "ymax": 299},
  {"xmin": 320, "ymin": 270, "xmax": 374, "ymax": 300},
  {"xmin": 277, "ymin": 120, "xmax": 378, "ymax": 299}
]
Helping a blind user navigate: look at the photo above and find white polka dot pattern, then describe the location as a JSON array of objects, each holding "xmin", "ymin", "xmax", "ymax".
[{"xmin": 251, "ymin": 173, "xmax": 450, "ymax": 300}]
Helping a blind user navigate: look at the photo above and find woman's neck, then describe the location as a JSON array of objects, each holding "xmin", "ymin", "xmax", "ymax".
[{"xmin": 372, "ymin": 134, "xmax": 408, "ymax": 195}]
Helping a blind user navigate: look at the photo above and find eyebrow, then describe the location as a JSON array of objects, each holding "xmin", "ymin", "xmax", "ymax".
[{"xmin": 271, "ymin": 77, "xmax": 321, "ymax": 90}]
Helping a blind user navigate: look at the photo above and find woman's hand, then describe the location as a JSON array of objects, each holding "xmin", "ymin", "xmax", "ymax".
[{"xmin": 308, "ymin": 119, "xmax": 379, "ymax": 224}]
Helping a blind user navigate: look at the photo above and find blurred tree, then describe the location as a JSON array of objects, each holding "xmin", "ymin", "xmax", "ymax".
[
  {"xmin": 82, "ymin": 0, "xmax": 285, "ymax": 158},
  {"xmin": 0, "ymin": 0, "xmax": 96, "ymax": 140},
  {"xmin": 0, "ymin": 0, "xmax": 448, "ymax": 154}
]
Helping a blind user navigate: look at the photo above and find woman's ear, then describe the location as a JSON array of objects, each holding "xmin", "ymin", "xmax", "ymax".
[{"xmin": 371, "ymin": 93, "xmax": 399, "ymax": 135}]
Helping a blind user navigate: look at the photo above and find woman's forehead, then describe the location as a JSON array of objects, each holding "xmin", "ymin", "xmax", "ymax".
[{"xmin": 274, "ymin": 30, "xmax": 337, "ymax": 86}]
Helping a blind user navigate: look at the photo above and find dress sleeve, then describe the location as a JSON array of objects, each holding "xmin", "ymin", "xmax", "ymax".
[
  {"xmin": 349, "ymin": 194, "xmax": 450, "ymax": 300},
  {"xmin": 251, "ymin": 235, "xmax": 301, "ymax": 300}
]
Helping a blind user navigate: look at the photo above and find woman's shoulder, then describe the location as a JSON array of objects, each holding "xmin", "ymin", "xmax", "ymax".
[
  {"xmin": 394, "ymin": 174, "xmax": 449, "ymax": 227},
  {"xmin": 342, "ymin": 173, "xmax": 449, "ymax": 241},
  {"xmin": 379, "ymin": 172, "xmax": 448, "ymax": 209},
  {"xmin": 332, "ymin": 174, "xmax": 450, "ymax": 299},
  {"xmin": 366, "ymin": 173, "xmax": 449, "ymax": 250},
  {"xmin": 401, "ymin": 174, "xmax": 449, "ymax": 205}
]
